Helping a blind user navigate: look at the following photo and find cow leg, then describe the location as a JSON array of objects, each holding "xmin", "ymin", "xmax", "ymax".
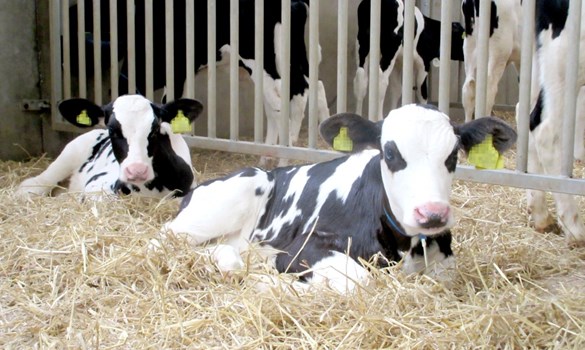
[
  {"xmin": 533, "ymin": 105, "xmax": 585, "ymax": 244},
  {"xmin": 526, "ymin": 132, "xmax": 557, "ymax": 233},
  {"xmin": 402, "ymin": 233, "xmax": 456, "ymax": 284},
  {"xmin": 158, "ymin": 169, "xmax": 274, "ymax": 271},
  {"xmin": 353, "ymin": 59, "xmax": 369, "ymax": 115},
  {"xmin": 387, "ymin": 69, "xmax": 402, "ymax": 111},
  {"xmin": 462, "ymin": 37, "xmax": 477, "ymax": 122},
  {"xmin": 317, "ymin": 80, "xmax": 330, "ymax": 123},
  {"xmin": 17, "ymin": 130, "xmax": 104, "ymax": 197},
  {"xmin": 485, "ymin": 57, "xmax": 511, "ymax": 117},
  {"xmin": 259, "ymin": 75, "xmax": 282, "ymax": 167}
]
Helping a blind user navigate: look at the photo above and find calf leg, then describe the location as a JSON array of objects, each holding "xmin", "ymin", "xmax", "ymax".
[
  {"xmin": 353, "ymin": 63, "xmax": 369, "ymax": 115},
  {"xmin": 402, "ymin": 232, "xmax": 456, "ymax": 284},
  {"xmin": 526, "ymin": 132, "xmax": 556, "ymax": 232}
]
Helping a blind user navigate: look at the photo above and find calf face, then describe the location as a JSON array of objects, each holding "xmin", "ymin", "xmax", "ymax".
[
  {"xmin": 58, "ymin": 94, "xmax": 203, "ymax": 188},
  {"xmin": 320, "ymin": 104, "xmax": 517, "ymax": 237}
]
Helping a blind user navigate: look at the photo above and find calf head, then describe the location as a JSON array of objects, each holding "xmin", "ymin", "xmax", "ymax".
[
  {"xmin": 320, "ymin": 104, "xmax": 516, "ymax": 237},
  {"xmin": 59, "ymin": 94, "xmax": 203, "ymax": 185}
]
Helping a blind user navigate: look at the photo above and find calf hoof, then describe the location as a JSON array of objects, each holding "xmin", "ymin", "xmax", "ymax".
[
  {"xmin": 533, "ymin": 219, "xmax": 561, "ymax": 235},
  {"xmin": 208, "ymin": 245, "xmax": 244, "ymax": 273},
  {"xmin": 16, "ymin": 178, "xmax": 52, "ymax": 198}
]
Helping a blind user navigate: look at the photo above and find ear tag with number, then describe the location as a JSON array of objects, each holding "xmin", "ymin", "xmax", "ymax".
[
  {"xmin": 333, "ymin": 126, "xmax": 353, "ymax": 152},
  {"xmin": 171, "ymin": 110, "xmax": 191, "ymax": 134},
  {"xmin": 76, "ymin": 109, "xmax": 91, "ymax": 126},
  {"xmin": 467, "ymin": 134, "xmax": 504, "ymax": 169}
]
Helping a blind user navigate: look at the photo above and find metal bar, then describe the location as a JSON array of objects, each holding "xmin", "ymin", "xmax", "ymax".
[
  {"xmin": 145, "ymin": 0, "xmax": 154, "ymax": 100},
  {"xmin": 438, "ymin": 0, "xmax": 453, "ymax": 114},
  {"xmin": 185, "ymin": 0, "xmax": 195, "ymax": 99},
  {"xmin": 50, "ymin": 0, "xmax": 63, "ymax": 125},
  {"xmin": 516, "ymin": 0, "xmax": 535, "ymax": 173},
  {"xmin": 402, "ymin": 0, "xmax": 415, "ymax": 105},
  {"xmin": 280, "ymin": 0, "xmax": 291, "ymax": 146},
  {"xmin": 474, "ymin": 0, "xmax": 491, "ymax": 118},
  {"xmin": 109, "ymin": 0, "xmax": 118, "ymax": 99},
  {"xmin": 254, "ymin": 0, "xmax": 264, "ymax": 143},
  {"xmin": 92, "ymin": 0, "xmax": 102, "ymax": 104},
  {"xmin": 207, "ymin": 0, "xmax": 217, "ymax": 138},
  {"xmin": 308, "ymin": 0, "xmax": 319, "ymax": 148},
  {"xmin": 127, "ymin": 0, "xmax": 136, "ymax": 94},
  {"xmin": 77, "ymin": 0, "xmax": 87, "ymax": 98},
  {"xmin": 336, "ymin": 0, "xmax": 348, "ymax": 113},
  {"xmin": 61, "ymin": 0, "xmax": 71, "ymax": 99},
  {"xmin": 165, "ymin": 0, "xmax": 174, "ymax": 101},
  {"xmin": 230, "ymin": 0, "xmax": 239, "ymax": 140},
  {"xmin": 561, "ymin": 0, "xmax": 582, "ymax": 177},
  {"xmin": 367, "ymin": 0, "xmax": 381, "ymax": 121}
]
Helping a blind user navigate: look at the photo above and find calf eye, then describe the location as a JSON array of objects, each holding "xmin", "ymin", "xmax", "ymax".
[
  {"xmin": 444, "ymin": 144, "xmax": 459, "ymax": 173},
  {"xmin": 383, "ymin": 141, "xmax": 407, "ymax": 172}
]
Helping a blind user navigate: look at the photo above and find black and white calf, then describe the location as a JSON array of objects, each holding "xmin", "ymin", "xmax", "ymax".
[
  {"xmin": 18, "ymin": 95, "xmax": 203, "ymax": 198},
  {"xmin": 354, "ymin": 0, "xmax": 465, "ymax": 118},
  {"xmin": 461, "ymin": 0, "xmax": 522, "ymax": 121},
  {"xmin": 159, "ymin": 104, "xmax": 516, "ymax": 292},
  {"xmin": 524, "ymin": 0, "xmax": 585, "ymax": 244}
]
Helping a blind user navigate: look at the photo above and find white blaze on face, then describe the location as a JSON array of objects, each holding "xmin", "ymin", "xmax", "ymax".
[
  {"xmin": 113, "ymin": 95, "xmax": 157, "ymax": 183},
  {"xmin": 380, "ymin": 105, "xmax": 458, "ymax": 236}
]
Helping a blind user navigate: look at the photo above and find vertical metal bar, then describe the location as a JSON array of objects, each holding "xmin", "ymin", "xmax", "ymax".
[
  {"xmin": 254, "ymin": 0, "xmax": 264, "ymax": 144},
  {"xmin": 474, "ymin": 0, "xmax": 491, "ymax": 118},
  {"xmin": 368, "ymin": 0, "xmax": 381, "ymax": 121},
  {"xmin": 109, "ymin": 0, "xmax": 118, "ymax": 99},
  {"xmin": 61, "ymin": 0, "xmax": 71, "ymax": 99},
  {"xmin": 516, "ymin": 0, "xmax": 535, "ymax": 173},
  {"xmin": 127, "ymin": 0, "xmax": 136, "ymax": 94},
  {"xmin": 77, "ymin": 0, "xmax": 87, "ymax": 98},
  {"xmin": 230, "ymin": 0, "xmax": 239, "ymax": 140},
  {"xmin": 336, "ymin": 0, "xmax": 348, "ymax": 113},
  {"xmin": 561, "ymin": 0, "xmax": 582, "ymax": 176},
  {"xmin": 50, "ymin": 0, "xmax": 63, "ymax": 124},
  {"xmin": 207, "ymin": 0, "xmax": 217, "ymax": 138},
  {"xmin": 280, "ymin": 0, "xmax": 291, "ymax": 146},
  {"xmin": 402, "ymin": 0, "xmax": 415, "ymax": 106},
  {"xmin": 308, "ymin": 0, "xmax": 319, "ymax": 148},
  {"xmin": 165, "ymin": 0, "xmax": 175, "ymax": 101},
  {"xmin": 92, "ymin": 0, "xmax": 102, "ymax": 104},
  {"xmin": 438, "ymin": 0, "xmax": 453, "ymax": 114},
  {"xmin": 145, "ymin": 0, "xmax": 154, "ymax": 100},
  {"xmin": 185, "ymin": 0, "xmax": 195, "ymax": 99}
]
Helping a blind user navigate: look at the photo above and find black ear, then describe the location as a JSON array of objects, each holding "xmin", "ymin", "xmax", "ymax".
[
  {"xmin": 319, "ymin": 113, "xmax": 383, "ymax": 153},
  {"xmin": 157, "ymin": 98, "xmax": 204, "ymax": 124},
  {"xmin": 58, "ymin": 98, "xmax": 104, "ymax": 128},
  {"xmin": 454, "ymin": 117, "xmax": 517, "ymax": 154}
]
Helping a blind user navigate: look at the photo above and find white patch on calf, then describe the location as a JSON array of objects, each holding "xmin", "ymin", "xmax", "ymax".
[
  {"xmin": 113, "ymin": 95, "xmax": 157, "ymax": 183},
  {"xmin": 380, "ymin": 105, "xmax": 457, "ymax": 236}
]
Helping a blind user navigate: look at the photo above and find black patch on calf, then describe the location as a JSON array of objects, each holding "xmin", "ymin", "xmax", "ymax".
[
  {"xmin": 410, "ymin": 231, "xmax": 453, "ymax": 258},
  {"xmin": 462, "ymin": 0, "xmax": 499, "ymax": 37},
  {"xmin": 529, "ymin": 90, "xmax": 544, "ymax": 131},
  {"xmin": 85, "ymin": 171, "xmax": 107, "ymax": 187},
  {"xmin": 444, "ymin": 144, "xmax": 459, "ymax": 173},
  {"xmin": 255, "ymin": 187, "xmax": 265, "ymax": 196},
  {"xmin": 107, "ymin": 118, "xmax": 129, "ymax": 164},
  {"xmin": 79, "ymin": 137, "xmax": 111, "ymax": 173},
  {"xmin": 383, "ymin": 141, "xmax": 407, "ymax": 172},
  {"xmin": 536, "ymin": 0, "xmax": 569, "ymax": 42},
  {"xmin": 178, "ymin": 189, "xmax": 195, "ymax": 213}
]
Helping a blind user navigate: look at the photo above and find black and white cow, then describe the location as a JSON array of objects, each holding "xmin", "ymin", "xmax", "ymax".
[
  {"xmin": 461, "ymin": 0, "xmax": 522, "ymax": 121},
  {"xmin": 68, "ymin": 0, "xmax": 329, "ymax": 158},
  {"xmin": 523, "ymin": 0, "xmax": 585, "ymax": 245},
  {"xmin": 17, "ymin": 95, "xmax": 203, "ymax": 198},
  {"xmin": 354, "ymin": 0, "xmax": 465, "ymax": 119},
  {"xmin": 157, "ymin": 104, "xmax": 517, "ymax": 293}
]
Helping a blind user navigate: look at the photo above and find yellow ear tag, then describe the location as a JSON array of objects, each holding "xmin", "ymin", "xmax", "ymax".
[
  {"xmin": 467, "ymin": 134, "xmax": 504, "ymax": 169},
  {"xmin": 333, "ymin": 126, "xmax": 353, "ymax": 152},
  {"xmin": 171, "ymin": 110, "xmax": 191, "ymax": 134},
  {"xmin": 76, "ymin": 109, "xmax": 91, "ymax": 126}
]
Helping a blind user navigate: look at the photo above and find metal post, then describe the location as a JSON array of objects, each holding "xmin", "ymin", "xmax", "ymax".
[
  {"xmin": 185, "ymin": 0, "xmax": 195, "ymax": 99},
  {"xmin": 336, "ymin": 0, "xmax": 349, "ymax": 113},
  {"xmin": 438, "ymin": 0, "xmax": 453, "ymax": 114},
  {"xmin": 230, "ymin": 0, "xmax": 239, "ymax": 140},
  {"xmin": 165, "ymin": 0, "xmax": 174, "ymax": 101},
  {"xmin": 254, "ymin": 0, "xmax": 264, "ymax": 143},
  {"xmin": 308, "ymin": 0, "xmax": 319, "ymax": 148},
  {"xmin": 402, "ymin": 0, "xmax": 415, "ymax": 106},
  {"xmin": 61, "ymin": 0, "xmax": 71, "ymax": 99},
  {"xmin": 145, "ymin": 0, "xmax": 154, "ymax": 100},
  {"xmin": 92, "ymin": 0, "xmax": 102, "ymax": 104},
  {"xmin": 207, "ymin": 0, "xmax": 217, "ymax": 138},
  {"xmin": 280, "ymin": 0, "xmax": 291, "ymax": 146},
  {"xmin": 50, "ymin": 0, "xmax": 63, "ymax": 124},
  {"xmin": 474, "ymin": 0, "xmax": 491, "ymax": 118},
  {"xmin": 367, "ymin": 0, "xmax": 381, "ymax": 121},
  {"xmin": 516, "ymin": 0, "xmax": 535, "ymax": 173},
  {"xmin": 126, "ymin": 0, "xmax": 136, "ymax": 94},
  {"xmin": 77, "ymin": 0, "xmax": 87, "ymax": 98},
  {"xmin": 109, "ymin": 0, "xmax": 118, "ymax": 99}
]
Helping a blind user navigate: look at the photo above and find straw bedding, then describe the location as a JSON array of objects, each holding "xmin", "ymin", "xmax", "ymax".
[{"xmin": 1, "ymin": 132, "xmax": 585, "ymax": 348}]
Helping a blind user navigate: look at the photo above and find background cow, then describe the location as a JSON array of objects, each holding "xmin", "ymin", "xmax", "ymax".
[
  {"xmin": 524, "ymin": 0, "xmax": 585, "ymax": 245},
  {"xmin": 67, "ymin": 0, "xmax": 329, "ymax": 157},
  {"xmin": 461, "ymin": 0, "xmax": 522, "ymax": 121},
  {"xmin": 17, "ymin": 95, "xmax": 202, "ymax": 198},
  {"xmin": 354, "ymin": 0, "xmax": 465, "ymax": 119},
  {"xmin": 156, "ymin": 104, "xmax": 517, "ymax": 293}
]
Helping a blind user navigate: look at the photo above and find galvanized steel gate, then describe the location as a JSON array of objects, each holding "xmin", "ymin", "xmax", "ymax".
[{"xmin": 48, "ymin": 0, "xmax": 584, "ymax": 195}]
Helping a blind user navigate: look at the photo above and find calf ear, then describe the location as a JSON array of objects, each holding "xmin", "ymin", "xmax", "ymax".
[
  {"xmin": 58, "ymin": 98, "xmax": 104, "ymax": 128},
  {"xmin": 319, "ymin": 113, "xmax": 383, "ymax": 153},
  {"xmin": 158, "ymin": 99, "xmax": 204, "ymax": 123},
  {"xmin": 455, "ymin": 117, "xmax": 517, "ymax": 154}
]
